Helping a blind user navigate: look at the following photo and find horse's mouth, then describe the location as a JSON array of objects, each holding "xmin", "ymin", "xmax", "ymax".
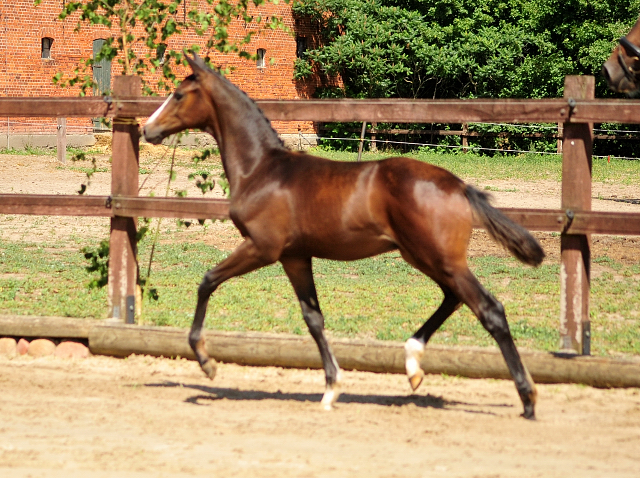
[{"xmin": 142, "ymin": 126, "xmax": 165, "ymax": 145}]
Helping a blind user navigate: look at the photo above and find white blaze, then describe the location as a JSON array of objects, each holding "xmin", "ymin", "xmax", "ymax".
[{"xmin": 146, "ymin": 94, "xmax": 173, "ymax": 126}]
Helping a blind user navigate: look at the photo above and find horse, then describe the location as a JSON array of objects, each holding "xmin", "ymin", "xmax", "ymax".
[
  {"xmin": 602, "ymin": 17, "xmax": 640, "ymax": 93},
  {"xmin": 143, "ymin": 53, "xmax": 545, "ymax": 419}
]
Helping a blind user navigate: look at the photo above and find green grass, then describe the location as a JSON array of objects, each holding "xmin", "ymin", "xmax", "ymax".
[
  {"xmin": 0, "ymin": 146, "xmax": 52, "ymax": 156},
  {"xmin": 2, "ymin": 148, "xmax": 640, "ymax": 357},
  {"xmin": 1, "ymin": 238, "xmax": 639, "ymax": 357}
]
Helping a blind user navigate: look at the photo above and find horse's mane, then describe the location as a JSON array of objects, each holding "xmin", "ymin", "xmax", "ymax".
[{"xmin": 195, "ymin": 58, "xmax": 285, "ymax": 148}]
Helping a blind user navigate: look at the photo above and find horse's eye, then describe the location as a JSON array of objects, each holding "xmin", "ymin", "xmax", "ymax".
[{"xmin": 174, "ymin": 91, "xmax": 184, "ymax": 101}]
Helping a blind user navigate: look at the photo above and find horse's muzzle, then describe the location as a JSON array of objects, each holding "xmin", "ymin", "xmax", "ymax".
[
  {"xmin": 602, "ymin": 57, "xmax": 638, "ymax": 93},
  {"xmin": 142, "ymin": 125, "xmax": 164, "ymax": 145}
]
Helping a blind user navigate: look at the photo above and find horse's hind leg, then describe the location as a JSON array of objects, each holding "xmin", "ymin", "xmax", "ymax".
[
  {"xmin": 405, "ymin": 287, "xmax": 461, "ymax": 391},
  {"xmin": 191, "ymin": 239, "xmax": 273, "ymax": 379},
  {"xmin": 281, "ymin": 257, "xmax": 342, "ymax": 410},
  {"xmin": 453, "ymin": 269, "xmax": 537, "ymax": 419}
]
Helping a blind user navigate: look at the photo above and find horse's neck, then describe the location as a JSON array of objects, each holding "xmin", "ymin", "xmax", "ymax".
[{"xmin": 206, "ymin": 76, "xmax": 285, "ymax": 194}]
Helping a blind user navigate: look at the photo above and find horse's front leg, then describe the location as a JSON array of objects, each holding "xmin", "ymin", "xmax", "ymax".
[
  {"xmin": 281, "ymin": 257, "xmax": 342, "ymax": 410},
  {"xmin": 191, "ymin": 238, "xmax": 273, "ymax": 379}
]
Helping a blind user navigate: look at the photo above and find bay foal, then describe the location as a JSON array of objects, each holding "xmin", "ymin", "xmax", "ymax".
[{"xmin": 144, "ymin": 54, "xmax": 544, "ymax": 419}]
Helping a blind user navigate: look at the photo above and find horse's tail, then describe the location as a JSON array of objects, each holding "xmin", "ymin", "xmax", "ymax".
[{"xmin": 465, "ymin": 185, "xmax": 545, "ymax": 267}]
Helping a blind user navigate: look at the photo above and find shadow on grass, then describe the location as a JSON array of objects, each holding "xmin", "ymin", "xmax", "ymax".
[{"xmin": 145, "ymin": 381, "xmax": 512, "ymax": 415}]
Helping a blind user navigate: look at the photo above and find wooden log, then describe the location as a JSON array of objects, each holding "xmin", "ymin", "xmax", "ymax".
[
  {"xmin": 87, "ymin": 323, "xmax": 640, "ymax": 388},
  {"xmin": 0, "ymin": 315, "xmax": 99, "ymax": 338}
]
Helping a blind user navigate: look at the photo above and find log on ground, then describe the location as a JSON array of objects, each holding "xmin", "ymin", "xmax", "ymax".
[
  {"xmin": 87, "ymin": 323, "xmax": 640, "ymax": 389},
  {"xmin": 0, "ymin": 315, "xmax": 99, "ymax": 339}
]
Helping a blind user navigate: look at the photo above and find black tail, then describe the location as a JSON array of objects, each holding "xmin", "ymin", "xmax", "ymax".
[{"xmin": 465, "ymin": 186, "xmax": 545, "ymax": 267}]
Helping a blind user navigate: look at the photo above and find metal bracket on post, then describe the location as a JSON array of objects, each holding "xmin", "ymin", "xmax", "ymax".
[
  {"xmin": 582, "ymin": 321, "xmax": 591, "ymax": 355},
  {"xmin": 562, "ymin": 209, "xmax": 574, "ymax": 233},
  {"xmin": 126, "ymin": 295, "xmax": 135, "ymax": 324}
]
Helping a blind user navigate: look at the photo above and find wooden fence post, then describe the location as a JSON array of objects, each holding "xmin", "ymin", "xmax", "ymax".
[
  {"xmin": 57, "ymin": 118, "xmax": 67, "ymax": 164},
  {"xmin": 108, "ymin": 76, "xmax": 140, "ymax": 323},
  {"xmin": 462, "ymin": 123, "xmax": 469, "ymax": 152},
  {"xmin": 557, "ymin": 122, "xmax": 563, "ymax": 154},
  {"xmin": 560, "ymin": 76, "xmax": 594, "ymax": 354},
  {"xmin": 370, "ymin": 122, "xmax": 377, "ymax": 152}
]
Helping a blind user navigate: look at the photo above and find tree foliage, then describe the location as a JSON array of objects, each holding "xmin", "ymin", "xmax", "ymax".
[{"xmin": 293, "ymin": 0, "xmax": 640, "ymax": 99}]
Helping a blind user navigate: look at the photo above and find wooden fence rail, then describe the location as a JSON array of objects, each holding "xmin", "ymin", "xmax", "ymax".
[
  {"xmin": 3, "ymin": 96, "xmax": 640, "ymax": 124},
  {"xmin": 0, "ymin": 75, "xmax": 638, "ymax": 355}
]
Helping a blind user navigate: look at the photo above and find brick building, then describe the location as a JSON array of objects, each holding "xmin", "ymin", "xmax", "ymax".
[{"xmin": 0, "ymin": 1, "xmax": 323, "ymax": 147}]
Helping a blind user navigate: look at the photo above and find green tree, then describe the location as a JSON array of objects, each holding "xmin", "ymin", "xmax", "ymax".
[{"xmin": 294, "ymin": 0, "xmax": 640, "ymax": 99}]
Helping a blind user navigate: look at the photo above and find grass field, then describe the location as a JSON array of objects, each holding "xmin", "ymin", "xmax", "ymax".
[{"xmin": 1, "ymin": 147, "xmax": 639, "ymax": 357}]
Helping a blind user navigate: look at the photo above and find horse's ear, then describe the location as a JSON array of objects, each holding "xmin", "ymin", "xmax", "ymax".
[{"xmin": 184, "ymin": 51, "xmax": 207, "ymax": 76}]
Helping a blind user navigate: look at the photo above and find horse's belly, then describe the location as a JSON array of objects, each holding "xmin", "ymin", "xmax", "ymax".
[{"xmin": 285, "ymin": 233, "xmax": 397, "ymax": 261}]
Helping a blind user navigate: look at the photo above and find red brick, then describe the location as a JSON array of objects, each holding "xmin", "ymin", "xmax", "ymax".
[{"xmin": 0, "ymin": 1, "xmax": 337, "ymax": 136}]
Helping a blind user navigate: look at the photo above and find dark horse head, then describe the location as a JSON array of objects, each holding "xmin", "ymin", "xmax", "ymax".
[{"xmin": 602, "ymin": 18, "xmax": 640, "ymax": 93}]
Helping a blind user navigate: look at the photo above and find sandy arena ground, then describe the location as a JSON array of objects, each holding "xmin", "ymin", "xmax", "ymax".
[
  {"xmin": 1, "ymin": 151, "xmax": 640, "ymax": 477},
  {"xmin": 1, "ymin": 354, "xmax": 640, "ymax": 478}
]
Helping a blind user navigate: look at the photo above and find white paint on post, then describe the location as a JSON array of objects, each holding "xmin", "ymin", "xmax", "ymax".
[{"xmin": 146, "ymin": 94, "xmax": 173, "ymax": 125}]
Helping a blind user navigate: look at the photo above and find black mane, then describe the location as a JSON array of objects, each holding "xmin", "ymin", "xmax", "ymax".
[{"xmin": 195, "ymin": 57, "xmax": 285, "ymax": 148}]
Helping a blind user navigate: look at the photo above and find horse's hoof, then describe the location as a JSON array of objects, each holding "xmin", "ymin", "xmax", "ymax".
[
  {"xmin": 201, "ymin": 359, "xmax": 217, "ymax": 380},
  {"xmin": 404, "ymin": 338, "xmax": 425, "ymax": 391},
  {"xmin": 408, "ymin": 370, "xmax": 424, "ymax": 392},
  {"xmin": 521, "ymin": 405, "xmax": 536, "ymax": 420}
]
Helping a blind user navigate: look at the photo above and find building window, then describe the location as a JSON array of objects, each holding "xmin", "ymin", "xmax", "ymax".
[
  {"xmin": 41, "ymin": 37, "xmax": 53, "ymax": 59},
  {"xmin": 256, "ymin": 48, "xmax": 266, "ymax": 68},
  {"xmin": 156, "ymin": 43, "xmax": 167, "ymax": 65},
  {"xmin": 296, "ymin": 37, "xmax": 307, "ymax": 59}
]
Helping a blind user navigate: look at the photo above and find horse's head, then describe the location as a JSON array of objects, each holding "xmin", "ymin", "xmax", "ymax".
[
  {"xmin": 143, "ymin": 53, "xmax": 216, "ymax": 144},
  {"xmin": 602, "ymin": 19, "xmax": 640, "ymax": 93}
]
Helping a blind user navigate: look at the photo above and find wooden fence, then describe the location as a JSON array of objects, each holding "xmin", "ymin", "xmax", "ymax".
[{"xmin": 1, "ymin": 75, "xmax": 640, "ymax": 356}]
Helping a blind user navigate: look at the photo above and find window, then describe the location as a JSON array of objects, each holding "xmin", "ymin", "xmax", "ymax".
[
  {"xmin": 256, "ymin": 48, "xmax": 266, "ymax": 68},
  {"xmin": 296, "ymin": 37, "xmax": 307, "ymax": 59},
  {"xmin": 156, "ymin": 43, "xmax": 167, "ymax": 66},
  {"xmin": 41, "ymin": 37, "xmax": 53, "ymax": 59}
]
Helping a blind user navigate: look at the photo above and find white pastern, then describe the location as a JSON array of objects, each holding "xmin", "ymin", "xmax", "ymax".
[
  {"xmin": 146, "ymin": 93, "xmax": 173, "ymax": 126},
  {"xmin": 321, "ymin": 367, "xmax": 342, "ymax": 411},
  {"xmin": 321, "ymin": 384, "xmax": 340, "ymax": 411},
  {"xmin": 404, "ymin": 337, "xmax": 425, "ymax": 388}
]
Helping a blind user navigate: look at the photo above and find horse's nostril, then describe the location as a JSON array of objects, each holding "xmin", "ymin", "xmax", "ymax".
[{"xmin": 601, "ymin": 65, "xmax": 611, "ymax": 82}]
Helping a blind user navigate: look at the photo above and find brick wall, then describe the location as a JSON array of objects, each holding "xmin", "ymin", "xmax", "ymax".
[{"xmin": 0, "ymin": 1, "xmax": 328, "ymax": 137}]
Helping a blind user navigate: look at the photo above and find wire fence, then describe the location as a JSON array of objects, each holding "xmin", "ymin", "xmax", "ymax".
[
  {"xmin": 2, "ymin": 116, "xmax": 639, "ymax": 160},
  {"xmin": 315, "ymin": 121, "xmax": 640, "ymax": 160}
]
